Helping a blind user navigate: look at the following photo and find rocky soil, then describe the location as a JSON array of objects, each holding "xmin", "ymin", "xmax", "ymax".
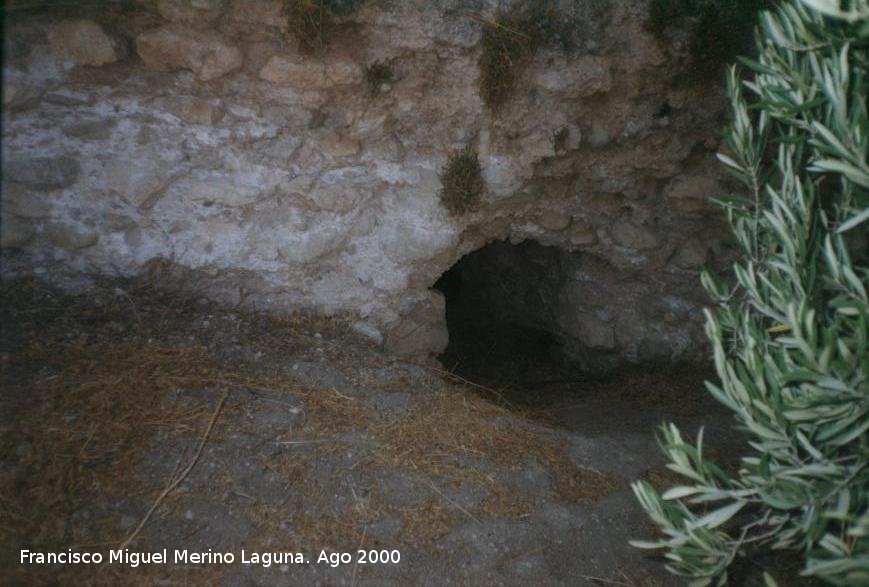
[{"xmin": 0, "ymin": 276, "xmax": 748, "ymax": 586}]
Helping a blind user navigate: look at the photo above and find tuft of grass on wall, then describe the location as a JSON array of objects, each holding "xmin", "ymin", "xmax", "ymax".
[
  {"xmin": 551, "ymin": 126, "xmax": 569, "ymax": 153},
  {"xmin": 439, "ymin": 146, "xmax": 484, "ymax": 215},
  {"xmin": 284, "ymin": 0, "xmax": 365, "ymax": 53},
  {"xmin": 478, "ymin": 0, "xmax": 572, "ymax": 110},
  {"xmin": 364, "ymin": 60, "xmax": 395, "ymax": 95},
  {"xmin": 479, "ymin": 17, "xmax": 531, "ymax": 109}
]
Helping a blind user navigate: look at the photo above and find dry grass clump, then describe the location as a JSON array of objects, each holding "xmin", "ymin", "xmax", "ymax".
[
  {"xmin": 284, "ymin": 0, "xmax": 365, "ymax": 53},
  {"xmin": 479, "ymin": 15, "xmax": 532, "ymax": 109},
  {"xmin": 476, "ymin": 0, "xmax": 569, "ymax": 109},
  {"xmin": 364, "ymin": 60, "xmax": 395, "ymax": 95},
  {"xmin": 551, "ymin": 125, "xmax": 569, "ymax": 153},
  {"xmin": 439, "ymin": 145, "xmax": 484, "ymax": 215}
]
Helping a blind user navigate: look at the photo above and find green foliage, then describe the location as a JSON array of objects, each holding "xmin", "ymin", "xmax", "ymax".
[
  {"xmin": 364, "ymin": 60, "xmax": 395, "ymax": 95},
  {"xmin": 478, "ymin": 0, "xmax": 573, "ymax": 109},
  {"xmin": 284, "ymin": 0, "xmax": 365, "ymax": 53},
  {"xmin": 632, "ymin": 1, "xmax": 869, "ymax": 585},
  {"xmin": 439, "ymin": 146, "xmax": 484, "ymax": 215},
  {"xmin": 648, "ymin": 0, "xmax": 773, "ymax": 72}
]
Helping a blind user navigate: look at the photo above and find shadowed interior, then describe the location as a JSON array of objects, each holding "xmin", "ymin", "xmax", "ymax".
[{"xmin": 434, "ymin": 240, "xmax": 590, "ymax": 396}]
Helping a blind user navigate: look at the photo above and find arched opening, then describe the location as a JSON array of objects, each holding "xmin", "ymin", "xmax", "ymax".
[
  {"xmin": 433, "ymin": 239, "xmax": 588, "ymax": 398},
  {"xmin": 432, "ymin": 237, "xmax": 728, "ymax": 437}
]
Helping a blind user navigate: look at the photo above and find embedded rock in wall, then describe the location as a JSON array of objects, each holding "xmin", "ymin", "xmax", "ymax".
[
  {"xmin": 161, "ymin": 96, "xmax": 223, "ymax": 125},
  {"xmin": 48, "ymin": 19, "xmax": 127, "ymax": 66},
  {"xmin": 1, "ymin": 0, "xmax": 733, "ymax": 369},
  {"xmin": 44, "ymin": 222, "xmax": 99, "ymax": 252},
  {"xmin": 1, "ymin": 215, "xmax": 35, "ymax": 249},
  {"xmin": 3, "ymin": 183, "xmax": 52, "ymax": 219},
  {"xmin": 228, "ymin": 0, "xmax": 285, "ymax": 29},
  {"xmin": 47, "ymin": 19, "xmax": 127, "ymax": 66},
  {"xmin": 5, "ymin": 155, "xmax": 80, "ymax": 191},
  {"xmin": 385, "ymin": 293, "xmax": 450, "ymax": 358},
  {"xmin": 609, "ymin": 218, "xmax": 660, "ymax": 250},
  {"xmin": 258, "ymin": 55, "xmax": 361, "ymax": 87},
  {"xmin": 3, "ymin": 80, "xmax": 43, "ymax": 112},
  {"xmin": 155, "ymin": 0, "xmax": 228, "ymax": 27},
  {"xmin": 135, "ymin": 25, "xmax": 242, "ymax": 80},
  {"xmin": 103, "ymin": 160, "xmax": 173, "ymax": 209}
]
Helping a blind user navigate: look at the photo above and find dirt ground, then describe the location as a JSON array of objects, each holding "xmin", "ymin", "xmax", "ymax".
[{"xmin": 1, "ymin": 275, "xmax": 755, "ymax": 586}]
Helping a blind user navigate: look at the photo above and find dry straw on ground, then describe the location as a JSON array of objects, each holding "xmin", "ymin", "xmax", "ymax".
[
  {"xmin": 1, "ymin": 280, "xmax": 624, "ymax": 583},
  {"xmin": 374, "ymin": 390, "xmax": 623, "ymax": 505}
]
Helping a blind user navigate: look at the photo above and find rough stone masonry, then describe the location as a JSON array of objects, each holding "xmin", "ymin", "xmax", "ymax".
[{"xmin": 1, "ymin": 0, "xmax": 734, "ymax": 368}]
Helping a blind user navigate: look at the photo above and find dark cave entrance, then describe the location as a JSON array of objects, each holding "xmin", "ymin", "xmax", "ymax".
[
  {"xmin": 432, "ymin": 240, "xmax": 724, "ymax": 434},
  {"xmin": 433, "ymin": 239, "xmax": 583, "ymax": 398}
]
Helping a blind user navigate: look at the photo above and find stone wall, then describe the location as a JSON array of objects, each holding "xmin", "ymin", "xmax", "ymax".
[{"xmin": 1, "ymin": 0, "xmax": 734, "ymax": 365}]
